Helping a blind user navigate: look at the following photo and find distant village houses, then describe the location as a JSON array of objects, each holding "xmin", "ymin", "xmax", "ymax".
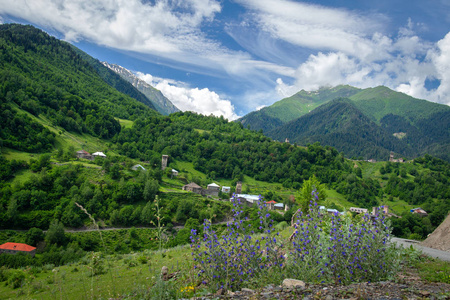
[
  {"xmin": 389, "ymin": 151, "xmax": 404, "ymax": 163},
  {"xmin": 411, "ymin": 207, "xmax": 428, "ymax": 216},
  {"xmin": 92, "ymin": 151, "xmax": 107, "ymax": 158},
  {"xmin": 182, "ymin": 182, "xmax": 203, "ymax": 194},
  {"xmin": 350, "ymin": 207, "xmax": 368, "ymax": 214},
  {"xmin": 206, "ymin": 183, "xmax": 220, "ymax": 197},
  {"xmin": 76, "ymin": 150, "xmax": 93, "ymax": 160},
  {"xmin": 222, "ymin": 186, "xmax": 231, "ymax": 193},
  {"xmin": 0, "ymin": 242, "xmax": 36, "ymax": 257}
]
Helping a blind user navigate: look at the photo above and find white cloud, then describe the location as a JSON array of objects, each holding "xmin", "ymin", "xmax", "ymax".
[
  {"xmin": 136, "ymin": 72, "xmax": 239, "ymax": 120},
  {"xmin": 236, "ymin": 0, "xmax": 389, "ymax": 62},
  {"xmin": 275, "ymin": 31, "xmax": 450, "ymax": 106}
]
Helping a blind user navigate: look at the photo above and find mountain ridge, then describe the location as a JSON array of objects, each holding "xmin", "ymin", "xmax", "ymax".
[
  {"xmin": 102, "ymin": 62, "xmax": 179, "ymax": 115},
  {"xmin": 241, "ymin": 85, "xmax": 449, "ymax": 161}
]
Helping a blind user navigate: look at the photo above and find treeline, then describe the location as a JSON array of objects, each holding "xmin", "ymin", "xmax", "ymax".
[{"xmin": 114, "ymin": 111, "xmax": 352, "ymax": 186}]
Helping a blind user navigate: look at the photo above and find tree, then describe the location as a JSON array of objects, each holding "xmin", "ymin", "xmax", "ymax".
[
  {"xmin": 46, "ymin": 220, "xmax": 66, "ymax": 246},
  {"xmin": 26, "ymin": 228, "xmax": 44, "ymax": 246},
  {"xmin": 143, "ymin": 179, "xmax": 159, "ymax": 202},
  {"xmin": 297, "ymin": 175, "xmax": 327, "ymax": 212}
]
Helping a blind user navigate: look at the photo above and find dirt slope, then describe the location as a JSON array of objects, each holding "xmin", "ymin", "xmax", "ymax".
[{"xmin": 421, "ymin": 213, "xmax": 450, "ymax": 252}]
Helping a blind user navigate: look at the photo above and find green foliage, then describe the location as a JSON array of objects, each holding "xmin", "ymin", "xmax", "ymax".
[
  {"xmin": 26, "ymin": 227, "xmax": 44, "ymax": 246},
  {"xmin": 0, "ymin": 23, "xmax": 158, "ymax": 150},
  {"xmin": 7, "ymin": 269, "xmax": 26, "ymax": 289},
  {"xmin": 46, "ymin": 220, "xmax": 66, "ymax": 246},
  {"xmin": 297, "ymin": 175, "xmax": 327, "ymax": 212}
]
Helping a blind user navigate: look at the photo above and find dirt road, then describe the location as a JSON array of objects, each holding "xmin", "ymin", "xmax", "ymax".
[{"xmin": 392, "ymin": 237, "xmax": 450, "ymax": 262}]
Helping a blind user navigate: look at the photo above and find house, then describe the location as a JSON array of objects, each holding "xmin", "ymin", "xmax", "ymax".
[
  {"xmin": 319, "ymin": 206, "xmax": 342, "ymax": 215},
  {"xmin": 222, "ymin": 186, "xmax": 231, "ymax": 193},
  {"xmin": 182, "ymin": 182, "xmax": 203, "ymax": 194},
  {"xmin": 206, "ymin": 183, "xmax": 220, "ymax": 196},
  {"xmin": 76, "ymin": 150, "xmax": 93, "ymax": 160},
  {"xmin": 265, "ymin": 200, "xmax": 277, "ymax": 210},
  {"xmin": 411, "ymin": 208, "xmax": 428, "ymax": 216},
  {"xmin": 171, "ymin": 169, "xmax": 179, "ymax": 176},
  {"xmin": 131, "ymin": 164, "xmax": 146, "ymax": 171},
  {"xmin": 235, "ymin": 194, "xmax": 260, "ymax": 207},
  {"xmin": 92, "ymin": 151, "xmax": 107, "ymax": 158},
  {"xmin": 274, "ymin": 203, "xmax": 285, "ymax": 210},
  {"xmin": 350, "ymin": 207, "xmax": 368, "ymax": 214},
  {"xmin": 0, "ymin": 242, "xmax": 36, "ymax": 257}
]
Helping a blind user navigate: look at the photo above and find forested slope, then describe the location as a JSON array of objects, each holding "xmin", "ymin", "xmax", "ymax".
[{"xmin": 0, "ymin": 24, "xmax": 157, "ymax": 152}]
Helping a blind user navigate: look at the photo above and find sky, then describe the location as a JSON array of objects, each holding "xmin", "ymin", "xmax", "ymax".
[{"xmin": 0, "ymin": 0, "xmax": 449, "ymax": 120}]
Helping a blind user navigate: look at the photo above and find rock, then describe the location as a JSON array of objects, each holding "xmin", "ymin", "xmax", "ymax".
[
  {"xmin": 214, "ymin": 288, "xmax": 224, "ymax": 296},
  {"xmin": 241, "ymin": 288, "xmax": 254, "ymax": 295},
  {"xmin": 282, "ymin": 279, "xmax": 306, "ymax": 289},
  {"xmin": 419, "ymin": 290, "xmax": 431, "ymax": 296},
  {"xmin": 161, "ymin": 266, "xmax": 168, "ymax": 280},
  {"xmin": 325, "ymin": 295, "xmax": 333, "ymax": 300}
]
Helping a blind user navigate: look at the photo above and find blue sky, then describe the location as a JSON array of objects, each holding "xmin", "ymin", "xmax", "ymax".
[{"xmin": 1, "ymin": 0, "xmax": 449, "ymax": 119}]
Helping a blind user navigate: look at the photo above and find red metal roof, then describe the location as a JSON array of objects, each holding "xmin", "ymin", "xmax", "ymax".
[
  {"xmin": 0, "ymin": 242, "xmax": 36, "ymax": 252},
  {"xmin": 265, "ymin": 200, "xmax": 277, "ymax": 204}
]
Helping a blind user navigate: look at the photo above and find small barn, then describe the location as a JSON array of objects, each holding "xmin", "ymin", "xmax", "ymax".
[
  {"xmin": 76, "ymin": 150, "xmax": 93, "ymax": 160},
  {"xmin": 0, "ymin": 242, "xmax": 36, "ymax": 257},
  {"xmin": 182, "ymin": 182, "xmax": 203, "ymax": 194}
]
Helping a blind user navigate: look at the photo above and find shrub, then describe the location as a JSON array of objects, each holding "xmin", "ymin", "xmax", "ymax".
[
  {"xmin": 289, "ymin": 190, "xmax": 400, "ymax": 285},
  {"xmin": 7, "ymin": 269, "xmax": 26, "ymax": 289},
  {"xmin": 191, "ymin": 195, "xmax": 284, "ymax": 291}
]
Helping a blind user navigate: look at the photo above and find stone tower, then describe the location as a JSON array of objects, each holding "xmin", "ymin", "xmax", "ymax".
[
  {"xmin": 161, "ymin": 155, "xmax": 169, "ymax": 170},
  {"xmin": 235, "ymin": 181, "xmax": 242, "ymax": 194}
]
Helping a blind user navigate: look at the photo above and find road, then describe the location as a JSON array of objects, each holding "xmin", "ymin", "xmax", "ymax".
[{"xmin": 391, "ymin": 237, "xmax": 450, "ymax": 262}]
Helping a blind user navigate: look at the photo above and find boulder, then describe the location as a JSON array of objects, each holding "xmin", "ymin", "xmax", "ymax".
[{"xmin": 282, "ymin": 278, "xmax": 306, "ymax": 289}]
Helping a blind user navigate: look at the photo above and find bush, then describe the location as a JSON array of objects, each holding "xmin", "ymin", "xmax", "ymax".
[
  {"xmin": 191, "ymin": 196, "xmax": 284, "ymax": 291},
  {"xmin": 7, "ymin": 269, "xmax": 26, "ymax": 289},
  {"xmin": 288, "ymin": 190, "xmax": 400, "ymax": 285}
]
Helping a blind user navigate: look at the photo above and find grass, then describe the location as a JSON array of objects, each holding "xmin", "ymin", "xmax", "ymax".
[
  {"xmin": 414, "ymin": 258, "xmax": 450, "ymax": 284},
  {"xmin": 0, "ymin": 246, "xmax": 193, "ymax": 300},
  {"xmin": 1, "ymin": 147, "xmax": 42, "ymax": 162},
  {"xmin": 117, "ymin": 118, "xmax": 134, "ymax": 129}
]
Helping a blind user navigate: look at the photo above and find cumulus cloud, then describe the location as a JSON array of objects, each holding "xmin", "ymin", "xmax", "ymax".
[
  {"xmin": 136, "ymin": 72, "xmax": 239, "ymax": 120},
  {"xmin": 276, "ymin": 32, "xmax": 450, "ymax": 105}
]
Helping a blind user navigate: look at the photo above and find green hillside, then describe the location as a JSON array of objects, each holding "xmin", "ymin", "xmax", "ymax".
[
  {"xmin": 266, "ymin": 98, "xmax": 414, "ymax": 160},
  {"xmin": 241, "ymin": 85, "xmax": 449, "ymax": 161},
  {"xmin": 240, "ymin": 85, "xmax": 360, "ymax": 132},
  {"xmin": 349, "ymin": 86, "xmax": 450, "ymax": 123},
  {"xmin": 0, "ymin": 23, "xmax": 158, "ymax": 153}
]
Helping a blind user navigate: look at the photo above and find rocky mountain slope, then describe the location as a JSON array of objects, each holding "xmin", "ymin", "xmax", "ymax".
[{"xmin": 103, "ymin": 62, "xmax": 179, "ymax": 115}]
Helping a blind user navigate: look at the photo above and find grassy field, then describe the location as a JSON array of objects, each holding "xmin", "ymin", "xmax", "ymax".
[
  {"xmin": 117, "ymin": 118, "xmax": 134, "ymax": 129},
  {"xmin": 0, "ymin": 246, "xmax": 194, "ymax": 300}
]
